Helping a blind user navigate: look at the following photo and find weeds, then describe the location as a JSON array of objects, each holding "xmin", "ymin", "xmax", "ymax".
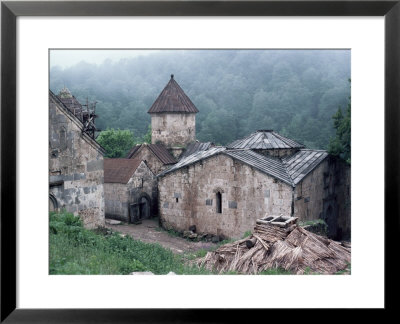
[{"xmin": 49, "ymin": 211, "xmax": 211, "ymax": 275}]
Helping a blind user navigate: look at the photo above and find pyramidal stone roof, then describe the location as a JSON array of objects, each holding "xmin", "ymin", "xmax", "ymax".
[
  {"xmin": 147, "ymin": 75, "xmax": 199, "ymax": 114},
  {"xmin": 227, "ymin": 130, "xmax": 305, "ymax": 150}
]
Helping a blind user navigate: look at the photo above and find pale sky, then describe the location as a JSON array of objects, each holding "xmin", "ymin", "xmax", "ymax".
[{"xmin": 50, "ymin": 49, "xmax": 160, "ymax": 68}]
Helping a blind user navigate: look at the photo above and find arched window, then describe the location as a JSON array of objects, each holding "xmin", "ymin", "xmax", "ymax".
[
  {"xmin": 59, "ymin": 127, "xmax": 67, "ymax": 150},
  {"xmin": 216, "ymin": 192, "xmax": 222, "ymax": 213}
]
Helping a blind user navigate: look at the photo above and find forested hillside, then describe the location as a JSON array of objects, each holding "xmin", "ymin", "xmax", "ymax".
[{"xmin": 50, "ymin": 50, "xmax": 350, "ymax": 149}]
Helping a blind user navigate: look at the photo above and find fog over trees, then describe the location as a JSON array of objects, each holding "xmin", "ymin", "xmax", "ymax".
[{"xmin": 50, "ymin": 49, "xmax": 350, "ymax": 149}]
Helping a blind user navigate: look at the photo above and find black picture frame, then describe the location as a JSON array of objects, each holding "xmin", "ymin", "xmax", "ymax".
[{"xmin": 1, "ymin": 0, "xmax": 398, "ymax": 322}]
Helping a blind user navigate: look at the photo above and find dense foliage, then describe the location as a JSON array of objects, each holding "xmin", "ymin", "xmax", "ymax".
[
  {"xmin": 50, "ymin": 50, "xmax": 350, "ymax": 149},
  {"xmin": 96, "ymin": 126, "xmax": 152, "ymax": 158},
  {"xmin": 328, "ymin": 93, "xmax": 351, "ymax": 163},
  {"xmin": 96, "ymin": 128, "xmax": 136, "ymax": 158}
]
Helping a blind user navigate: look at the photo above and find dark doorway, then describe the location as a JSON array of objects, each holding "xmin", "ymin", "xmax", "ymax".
[
  {"xmin": 139, "ymin": 195, "xmax": 150, "ymax": 220},
  {"xmin": 216, "ymin": 192, "xmax": 222, "ymax": 213}
]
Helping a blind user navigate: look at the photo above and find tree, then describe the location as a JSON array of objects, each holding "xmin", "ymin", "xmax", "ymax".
[
  {"xmin": 141, "ymin": 124, "xmax": 152, "ymax": 144},
  {"xmin": 96, "ymin": 128, "xmax": 136, "ymax": 158},
  {"xmin": 328, "ymin": 93, "xmax": 351, "ymax": 164}
]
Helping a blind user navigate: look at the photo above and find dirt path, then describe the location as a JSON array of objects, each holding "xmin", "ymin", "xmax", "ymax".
[{"xmin": 105, "ymin": 218, "xmax": 217, "ymax": 254}]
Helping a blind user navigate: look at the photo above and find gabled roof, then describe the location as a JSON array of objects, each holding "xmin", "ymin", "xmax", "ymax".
[
  {"xmin": 161, "ymin": 147, "xmax": 226, "ymax": 176},
  {"xmin": 282, "ymin": 149, "xmax": 329, "ymax": 185},
  {"xmin": 227, "ymin": 130, "xmax": 305, "ymax": 150},
  {"xmin": 56, "ymin": 87, "xmax": 84, "ymax": 119},
  {"xmin": 160, "ymin": 147, "xmax": 329, "ymax": 187},
  {"xmin": 179, "ymin": 141, "xmax": 214, "ymax": 160},
  {"xmin": 126, "ymin": 145, "xmax": 142, "ymax": 159},
  {"xmin": 104, "ymin": 158, "xmax": 143, "ymax": 184},
  {"xmin": 147, "ymin": 75, "xmax": 199, "ymax": 114},
  {"xmin": 126, "ymin": 143, "xmax": 176, "ymax": 165},
  {"xmin": 225, "ymin": 149, "xmax": 293, "ymax": 185},
  {"xmin": 49, "ymin": 90, "xmax": 105, "ymax": 155}
]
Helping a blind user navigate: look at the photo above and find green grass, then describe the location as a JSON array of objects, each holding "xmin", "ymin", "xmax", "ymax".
[
  {"xmin": 241, "ymin": 230, "xmax": 252, "ymax": 239},
  {"xmin": 298, "ymin": 219, "xmax": 327, "ymax": 227},
  {"xmin": 51, "ymin": 211, "xmax": 344, "ymax": 275},
  {"xmin": 49, "ymin": 211, "xmax": 211, "ymax": 275},
  {"xmin": 259, "ymin": 268, "xmax": 293, "ymax": 275}
]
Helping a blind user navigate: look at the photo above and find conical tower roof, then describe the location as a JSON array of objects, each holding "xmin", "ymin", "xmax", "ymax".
[{"xmin": 148, "ymin": 75, "xmax": 199, "ymax": 114}]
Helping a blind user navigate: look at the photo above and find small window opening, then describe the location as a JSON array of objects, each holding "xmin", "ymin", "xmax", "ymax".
[
  {"xmin": 176, "ymin": 198, "xmax": 179, "ymax": 203},
  {"xmin": 216, "ymin": 192, "xmax": 222, "ymax": 213}
]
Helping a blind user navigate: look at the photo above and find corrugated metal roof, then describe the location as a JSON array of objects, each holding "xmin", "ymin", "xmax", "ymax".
[
  {"xmin": 225, "ymin": 150, "xmax": 293, "ymax": 185},
  {"xmin": 104, "ymin": 158, "xmax": 142, "ymax": 184},
  {"xmin": 147, "ymin": 75, "xmax": 199, "ymax": 114},
  {"xmin": 282, "ymin": 149, "xmax": 329, "ymax": 185},
  {"xmin": 179, "ymin": 142, "xmax": 214, "ymax": 160},
  {"xmin": 161, "ymin": 147, "xmax": 226, "ymax": 176},
  {"xmin": 227, "ymin": 130, "xmax": 305, "ymax": 150},
  {"xmin": 126, "ymin": 143, "xmax": 176, "ymax": 165}
]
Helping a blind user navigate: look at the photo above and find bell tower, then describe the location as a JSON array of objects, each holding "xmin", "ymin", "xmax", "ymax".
[{"xmin": 148, "ymin": 75, "xmax": 198, "ymax": 155}]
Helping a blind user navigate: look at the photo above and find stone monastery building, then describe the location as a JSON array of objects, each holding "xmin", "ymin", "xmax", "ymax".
[
  {"xmin": 127, "ymin": 75, "xmax": 351, "ymax": 240},
  {"xmin": 49, "ymin": 89, "xmax": 105, "ymax": 229},
  {"xmin": 49, "ymin": 75, "xmax": 350, "ymax": 241}
]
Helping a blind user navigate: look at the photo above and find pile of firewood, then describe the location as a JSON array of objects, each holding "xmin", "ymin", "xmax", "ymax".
[{"xmin": 197, "ymin": 218, "xmax": 351, "ymax": 275}]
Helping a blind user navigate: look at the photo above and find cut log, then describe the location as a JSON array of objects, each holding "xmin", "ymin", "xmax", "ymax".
[{"xmin": 245, "ymin": 237, "xmax": 257, "ymax": 248}]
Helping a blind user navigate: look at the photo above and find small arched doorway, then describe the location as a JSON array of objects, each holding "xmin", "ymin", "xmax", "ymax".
[
  {"xmin": 138, "ymin": 195, "xmax": 151, "ymax": 220},
  {"xmin": 129, "ymin": 192, "xmax": 152, "ymax": 223},
  {"xmin": 49, "ymin": 194, "xmax": 58, "ymax": 212}
]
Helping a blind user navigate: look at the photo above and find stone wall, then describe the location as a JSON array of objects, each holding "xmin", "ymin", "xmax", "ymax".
[
  {"xmin": 294, "ymin": 159, "xmax": 329, "ymax": 222},
  {"xmin": 130, "ymin": 145, "xmax": 168, "ymax": 176},
  {"xmin": 104, "ymin": 161, "xmax": 157, "ymax": 222},
  {"xmin": 127, "ymin": 161, "xmax": 158, "ymax": 219},
  {"xmin": 151, "ymin": 113, "xmax": 196, "ymax": 147},
  {"xmin": 294, "ymin": 157, "xmax": 351, "ymax": 241},
  {"xmin": 49, "ymin": 95, "xmax": 105, "ymax": 228},
  {"xmin": 104, "ymin": 183, "xmax": 129, "ymax": 221},
  {"xmin": 158, "ymin": 154, "xmax": 293, "ymax": 239}
]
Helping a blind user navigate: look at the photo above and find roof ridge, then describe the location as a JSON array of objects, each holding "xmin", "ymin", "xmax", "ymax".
[
  {"xmin": 49, "ymin": 90, "xmax": 105, "ymax": 155},
  {"xmin": 224, "ymin": 150, "xmax": 294, "ymax": 186},
  {"xmin": 272, "ymin": 131, "xmax": 304, "ymax": 148}
]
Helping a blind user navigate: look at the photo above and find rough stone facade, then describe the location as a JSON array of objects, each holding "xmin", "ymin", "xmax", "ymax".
[
  {"xmin": 129, "ymin": 145, "xmax": 170, "ymax": 175},
  {"xmin": 49, "ymin": 93, "xmax": 105, "ymax": 228},
  {"xmin": 293, "ymin": 157, "xmax": 351, "ymax": 240},
  {"xmin": 158, "ymin": 154, "xmax": 293, "ymax": 239},
  {"xmin": 104, "ymin": 161, "xmax": 157, "ymax": 222},
  {"xmin": 151, "ymin": 113, "xmax": 196, "ymax": 148}
]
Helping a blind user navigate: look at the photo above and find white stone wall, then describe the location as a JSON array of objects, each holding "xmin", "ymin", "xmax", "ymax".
[
  {"xmin": 158, "ymin": 154, "xmax": 292, "ymax": 239},
  {"xmin": 151, "ymin": 113, "xmax": 196, "ymax": 147}
]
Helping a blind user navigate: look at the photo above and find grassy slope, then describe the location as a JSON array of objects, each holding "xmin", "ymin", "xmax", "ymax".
[
  {"xmin": 49, "ymin": 211, "xmax": 210, "ymax": 275},
  {"xmin": 49, "ymin": 211, "xmax": 305, "ymax": 275}
]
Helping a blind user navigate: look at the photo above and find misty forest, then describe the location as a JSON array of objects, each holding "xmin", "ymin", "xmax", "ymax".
[{"xmin": 50, "ymin": 50, "xmax": 351, "ymax": 151}]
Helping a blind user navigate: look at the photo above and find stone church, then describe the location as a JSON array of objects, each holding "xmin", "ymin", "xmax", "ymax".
[
  {"xmin": 49, "ymin": 76, "xmax": 350, "ymax": 241},
  {"xmin": 137, "ymin": 75, "xmax": 351, "ymax": 241},
  {"xmin": 49, "ymin": 89, "xmax": 105, "ymax": 228}
]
